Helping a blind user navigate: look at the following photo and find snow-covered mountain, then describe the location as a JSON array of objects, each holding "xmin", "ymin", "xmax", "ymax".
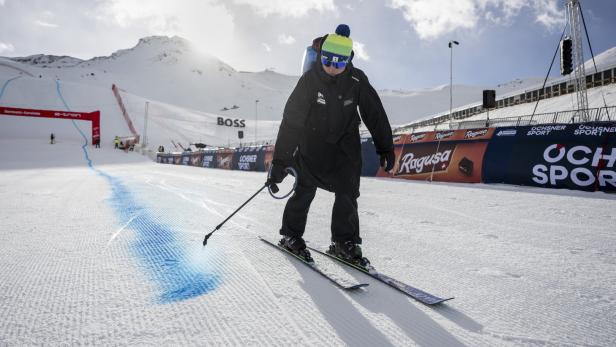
[
  {"xmin": 1, "ymin": 35, "xmax": 615, "ymax": 148},
  {"xmin": 3, "ymin": 36, "xmax": 298, "ymax": 122},
  {"xmin": 0, "ymin": 35, "xmax": 558, "ymax": 125}
]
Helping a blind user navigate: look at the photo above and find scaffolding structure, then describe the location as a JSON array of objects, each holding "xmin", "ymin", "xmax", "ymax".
[{"xmin": 566, "ymin": 0, "xmax": 590, "ymax": 120}]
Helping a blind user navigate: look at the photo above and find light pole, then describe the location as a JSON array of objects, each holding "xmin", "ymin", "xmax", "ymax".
[
  {"xmin": 255, "ymin": 99, "xmax": 259, "ymax": 144},
  {"xmin": 143, "ymin": 101, "xmax": 149, "ymax": 148},
  {"xmin": 448, "ymin": 40, "xmax": 459, "ymax": 125}
]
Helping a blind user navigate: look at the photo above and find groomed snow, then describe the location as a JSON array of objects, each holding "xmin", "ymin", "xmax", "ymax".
[{"xmin": 1, "ymin": 137, "xmax": 615, "ymax": 346}]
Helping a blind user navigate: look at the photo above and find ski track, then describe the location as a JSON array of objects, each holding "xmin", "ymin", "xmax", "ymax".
[
  {"xmin": 2, "ymin": 138, "xmax": 616, "ymax": 345},
  {"xmin": 115, "ymin": 165, "xmax": 474, "ymax": 346}
]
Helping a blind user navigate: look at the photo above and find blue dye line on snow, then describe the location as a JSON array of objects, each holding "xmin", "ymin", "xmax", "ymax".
[
  {"xmin": 55, "ymin": 80, "xmax": 219, "ymax": 303},
  {"xmin": 0, "ymin": 75, "xmax": 21, "ymax": 101}
]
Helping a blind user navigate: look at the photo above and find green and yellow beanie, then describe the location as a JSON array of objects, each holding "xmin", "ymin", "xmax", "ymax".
[{"xmin": 321, "ymin": 24, "xmax": 353, "ymax": 62}]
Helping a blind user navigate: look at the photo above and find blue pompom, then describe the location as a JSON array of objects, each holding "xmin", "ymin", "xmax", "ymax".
[{"xmin": 335, "ymin": 24, "xmax": 351, "ymax": 37}]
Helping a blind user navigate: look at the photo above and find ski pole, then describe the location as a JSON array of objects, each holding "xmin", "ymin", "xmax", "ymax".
[
  {"xmin": 202, "ymin": 167, "xmax": 297, "ymax": 246},
  {"xmin": 202, "ymin": 183, "xmax": 269, "ymax": 246}
]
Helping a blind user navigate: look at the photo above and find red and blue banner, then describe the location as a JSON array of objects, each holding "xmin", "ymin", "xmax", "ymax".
[{"xmin": 156, "ymin": 121, "xmax": 616, "ymax": 192}]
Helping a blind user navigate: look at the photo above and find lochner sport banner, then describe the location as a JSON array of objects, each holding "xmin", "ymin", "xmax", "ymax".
[
  {"xmin": 232, "ymin": 146, "xmax": 267, "ymax": 171},
  {"xmin": 201, "ymin": 150, "xmax": 218, "ymax": 169},
  {"xmin": 483, "ymin": 123, "xmax": 616, "ymax": 192}
]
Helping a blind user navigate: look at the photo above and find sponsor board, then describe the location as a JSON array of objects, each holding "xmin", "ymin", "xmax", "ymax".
[
  {"xmin": 435, "ymin": 131, "xmax": 455, "ymax": 141},
  {"xmin": 181, "ymin": 154, "xmax": 191, "ymax": 165},
  {"xmin": 190, "ymin": 153, "xmax": 203, "ymax": 166},
  {"xmin": 217, "ymin": 151, "xmax": 234, "ymax": 170},
  {"xmin": 237, "ymin": 154, "xmax": 258, "ymax": 170},
  {"xmin": 484, "ymin": 123, "xmax": 616, "ymax": 191},
  {"xmin": 232, "ymin": 147, "xmax": 266, "ymax": 171},
  {"xmin": 217, "ymin": 117, "xmax": 246, "ymax": 128},
  {"xmin": 496, "ymin": 129, "xmax": 517, "ymax": 136},
  {"xmin": 573, "ymin": 124, "xmax": 616, "ymax": 137},
  {"xmin": 526, "ymin": 125, "xmax": 566, "ymax": 136},
  {"xmin": 1, "ymin": 106, "xmax": 101, "ymax": 144},
  {"xmin": 380, "ymin": 128, "xmax": 494, "ymax": 182},
  {"xmin": 380, "ymin": 141, "xmax": 489, "ymax": 183},
  {"xmin": 396, "ymin": 143, "xmax": 456, "ymax": 176},
  {"xmin": 202, "ymin": 153, "xmax": 217, "ymax": 168},
  {"xmin": 464, "ymin": 129, "xmax": 489, "ymax": 139},
  {"xmin": 531, "ymin": 144, "xmax": 615, "ymax": 189},
  {"xmin": 409, "ymin": 133, "xmax": 427, "ymax": 143}
]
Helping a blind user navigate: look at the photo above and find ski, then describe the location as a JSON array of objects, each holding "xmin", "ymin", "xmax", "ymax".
[
  {"xmin": 307, "ymin": 246, "xmax": 453, "ymax": 305},
  {"xmin": 259, "ymin": 237, "xmax": 369, "ymax": 291}
]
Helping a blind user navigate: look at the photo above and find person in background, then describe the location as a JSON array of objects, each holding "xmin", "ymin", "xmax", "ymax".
[
  {"xmin": 93, "ymin": 135, "xmax": 100, "ymax": 148},
  {"xmin": 266, "ymin": 24, "xmax": 395, "ymax": 267},
  {"xmin": 114, "ymin": 136, "xmax": 120, "ymax": 149},
  {"xmin": 50, "ymin": 133, "xmax": 55, "ymax": 144}
]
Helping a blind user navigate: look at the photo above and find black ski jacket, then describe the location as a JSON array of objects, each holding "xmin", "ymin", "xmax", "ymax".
[{"xmin": 273, "ymin": 63, "xmax": 393, "ymax": 196}]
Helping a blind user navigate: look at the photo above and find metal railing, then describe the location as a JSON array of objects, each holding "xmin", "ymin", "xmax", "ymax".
[{"xmin": 452, "ymin": 106, "xmax": 614, "ymax": 130}]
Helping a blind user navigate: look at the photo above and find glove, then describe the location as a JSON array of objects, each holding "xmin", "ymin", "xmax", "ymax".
[
  {"xmin": 267, "ymin": 163, "xmax": 288, "ymax": 186},
  {"xmin": 379, "ymin": 150, "xmax": 396, "ymax": 172}
]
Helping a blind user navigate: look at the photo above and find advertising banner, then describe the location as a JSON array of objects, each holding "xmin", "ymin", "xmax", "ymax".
[
  {"xmin": 202, "ymin": 151, "xmax": 218, "ymax": 169},
  {"xmin": 189, "ymin": 153, "xmax": 203, "ymax": 166},
  {"xmin": 484, "ymin": 123, "xmax": 616, "ymax": 191},
  {"xmin": 262, "ymin": 146, "xmax": 274, "ymax": 173},
  {"xmin": 217, "ymin": 149, "xmax": 234, "ymax": 170},
  {"xmin": 173, "ymin": 154, "xmax": 182, "ymax": 165},
  {"xmin": 379, "ymin": 128, "xmax": 494, "ymax": 183},
  {"xmin": 181, "ymin": 153, "xmax": 191, "ymax": 165},
  {"xmin": 1, "ymin": 106, "xmax": 101, "ymax": 144},
  {"xmin": 232, "ymin": 147, "xmax": 266, "ymax": 171}
]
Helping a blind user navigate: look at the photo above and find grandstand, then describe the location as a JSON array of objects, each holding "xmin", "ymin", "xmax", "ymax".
[{"xmin": 395, "ymin": 63, "xmax": 616, "ymax": 134}]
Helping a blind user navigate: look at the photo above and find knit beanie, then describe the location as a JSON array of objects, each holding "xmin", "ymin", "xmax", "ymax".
[{"xmin": 321, "ymin": 24, "xmax": 353, "ymax": 62}]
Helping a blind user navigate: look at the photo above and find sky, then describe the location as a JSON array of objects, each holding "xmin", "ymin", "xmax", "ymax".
[{"xmin": 0, "ymin": 0, "xmax": 615, "ymax": 90}]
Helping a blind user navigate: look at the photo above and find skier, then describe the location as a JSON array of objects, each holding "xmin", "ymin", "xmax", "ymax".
[
  {"xmin": 114, "ymin": 136, "xmax": 120, "ymax": 149},
  {"xmin": 267, "ymin": 24, "xmax": 395, "ymax": 266},
  {"xmin": 50, "ymin": 133, "xmax": 55, "ymax": 144}
]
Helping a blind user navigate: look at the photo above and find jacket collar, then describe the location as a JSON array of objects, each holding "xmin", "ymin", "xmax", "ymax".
[{"xmin": 316, "ymin": 62, "xmax": 353, "ymax": 85}]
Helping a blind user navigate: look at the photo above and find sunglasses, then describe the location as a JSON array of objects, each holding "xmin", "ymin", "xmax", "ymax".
[{"xmin": 321, "ymin": 55, "xmax": 348, "ymax": 69}]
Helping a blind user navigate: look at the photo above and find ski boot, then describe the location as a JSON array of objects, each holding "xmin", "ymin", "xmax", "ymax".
[
  {"xmin": 327, "ymin": 241, "xmax": 371, "ymax": 270},
  {"xmin": 279, "ymin": 235, "xmax": 314, "ymax": 263}
]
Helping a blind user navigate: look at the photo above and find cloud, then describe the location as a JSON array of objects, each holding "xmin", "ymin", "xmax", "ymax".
[
  {"xmin": 534, "ymin": 0, "xmax": 565, "ymax": 29},
  {"xmin": 389, "ymin": 0, "xmax": 477, "ymax": 40},
  {"xmin": 388, "ymin": 0, "xmax": 564, "ymax": 40},
  {"xmin": 94, "ymin": 0, "xmax": 235, "ymax": 55},
  {"xmin": 277, "ymin": 34, "xmax": 296, "ymax": 45},
  {"xmin": 232, "ymin": 0, "xmax": 336, "ymax": 18},
  {"xmin": 0, "ymin": 42, "xmax": 15, "ymax": 54},
  {"xmin": 34, "ymin": 20, "xmax": 59, "ymax": 28},
  {"xmin": 353, "ymin": 41, "xmax": 370, "ymax": 61}
]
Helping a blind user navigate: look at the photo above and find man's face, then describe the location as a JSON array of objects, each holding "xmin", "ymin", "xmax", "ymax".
[{"xmin": 322, "ymin": 63, "xmax": 346, "ymax": 76}]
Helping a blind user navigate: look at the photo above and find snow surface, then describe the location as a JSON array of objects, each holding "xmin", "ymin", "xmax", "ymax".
[{"xmin": 1, "ymin": 136, "xmax": 615, "ymax": 346}]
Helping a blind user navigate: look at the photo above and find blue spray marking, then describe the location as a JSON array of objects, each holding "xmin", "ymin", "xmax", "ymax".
[
  {"xmin": 0, "ymin": 75, "xmax": 22, "ymax": 102},
  {"xmin": 55, "ymin": 80, "xmax": 219, "ymax": 303}
]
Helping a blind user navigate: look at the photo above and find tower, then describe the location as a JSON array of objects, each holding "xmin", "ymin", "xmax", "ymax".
[{"xmin": 566, "ymin": 0, "xmax": 589, "ymax": 120}]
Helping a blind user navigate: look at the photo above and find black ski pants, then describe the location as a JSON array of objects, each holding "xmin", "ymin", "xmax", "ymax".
[{"xmin": 280, "ymin": 180, "xmax": 361, "ymax": 244}]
